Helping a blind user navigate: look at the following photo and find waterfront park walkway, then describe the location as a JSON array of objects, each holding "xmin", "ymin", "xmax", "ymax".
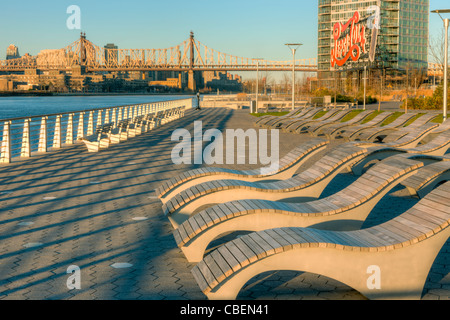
[{"xmin": 0, "ymin": 105, "xmax": 449, "ymax": 300}]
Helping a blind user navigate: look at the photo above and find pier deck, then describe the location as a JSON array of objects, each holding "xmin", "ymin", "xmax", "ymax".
[{"xmin": 0, "ymin": 107, "xmax": 448, "ymax": 300}]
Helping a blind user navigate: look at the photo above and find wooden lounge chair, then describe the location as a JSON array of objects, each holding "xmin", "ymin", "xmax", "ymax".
[
  {"xmin": 162, "ymin": 144, "xmax": 371, "ymax": 228},
  {"xmin": 336, "ymin": 112, "xmax": 395, "ymax": 140},
  {"xmin": 162, "ymin": 126, "xmax": 446, "ymax": 226},
  {"xmin": 156, "ymin": 138, "xmax": 329, "ymax": 203},
  {"xmin": 350, "ymin": 127, "xmax": 448, "ymax": 175},
  {"xmin": 274, "ymin": 109, "xmax": 341, "ymax": 131},
  {"xmin": 191, "ymin": 181, "xmax": 450, "ymax": 300},
  {"xmin": 310, "ymin": 110, "xmax": 374, "ymax": 137},
  {"xmin": 421, "ymin": 118, "xmax": 450, "ymax": 143},
  {"xmin": 381, "ymin": 113, "xmax": 439, "ymax": 144},
  {"xmin": 401, "ymin": 159, "xmax": 450, "ymax": 198},
  {"xmin": 253, "ymin": 107, "xmax": 310, "ymax": 127},
  {"xmin": 174, "ymin": 154, "xmax": 433, "ymax": 262},
  {"xmin": 286, "ymin": 109, "xmax": 352, "ymax": 134},
  {"xmin": 353, "ymin": 113, "xmax": 420, "ymax": 142},
  {"xmin": 259, "ymin": 107, "xmax": 323, "ymax": 129}
]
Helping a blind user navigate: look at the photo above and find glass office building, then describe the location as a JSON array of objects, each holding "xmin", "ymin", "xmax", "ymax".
[{"xmin": 318, "ymin": 0, "xmax": 429, "ymax": 86}]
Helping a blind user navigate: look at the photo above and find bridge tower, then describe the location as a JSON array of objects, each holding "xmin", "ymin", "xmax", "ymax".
[
  {"xmin": 80, "ymin": 32, "xmax": 87, "ymax": 65},
  {"xmin": 188, "ymin": 31, "xmax": 196, "ymax": 92}
]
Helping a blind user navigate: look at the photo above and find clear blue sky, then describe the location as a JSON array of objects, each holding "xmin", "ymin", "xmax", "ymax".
[{"xmin": 0, "ymin": 0, "xmax": 448, "ymax": 79}]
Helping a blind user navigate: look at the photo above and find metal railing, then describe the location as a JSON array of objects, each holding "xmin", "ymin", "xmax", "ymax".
[{"xmin": 0, "ymin": 97, "xmax": 193, "ymax": 163}]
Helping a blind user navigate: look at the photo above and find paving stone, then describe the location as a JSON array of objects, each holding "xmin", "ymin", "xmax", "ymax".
[{"xmin": 0, "ymin": 108, "xmax": 448, "ymax": 301}]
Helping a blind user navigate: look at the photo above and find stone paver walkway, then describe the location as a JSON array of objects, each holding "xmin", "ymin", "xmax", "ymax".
[{"xmin": 0, "ymin": 107, "xmax": 448, "ymax": 300}]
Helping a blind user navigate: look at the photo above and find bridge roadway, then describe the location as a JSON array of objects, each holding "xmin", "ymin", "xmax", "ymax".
[{"xmin": 0, "ymin": 107, "xmax": 448, "ymax": 300}]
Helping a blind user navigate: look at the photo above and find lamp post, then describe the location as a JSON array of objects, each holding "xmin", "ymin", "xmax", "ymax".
[
  {"xmin": 431, "ymin": 9, "xmax": 450, "ymax": 122},
  {"xmin": 254, "ymin": 58, "xmax": 263, "ymax": 113},
  {"xmin": 363, "ymin": 66, "xmax": 367, "ymax": 110},
  {"xmin": 285, "ymin": 43, "xmax": 302, "ymax": 110}
]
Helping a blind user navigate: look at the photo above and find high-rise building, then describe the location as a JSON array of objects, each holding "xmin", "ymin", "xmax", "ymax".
[
  {"xmin": 104, "ymin": 43, "xmax": 118, "ymax": 65},
  {"xmin": 6, "ymin": 44, "xmax": 20, "ymax": 60},
  {"xmin": 318, "ymin": 0, "xmax": 429, "ymax": 86}
]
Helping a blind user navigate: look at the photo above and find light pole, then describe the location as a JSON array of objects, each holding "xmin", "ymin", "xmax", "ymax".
[
  {"xmin": 363, "ymin": 66, "xmax": 367, "ymax": 110},
  {"xmin": 286, "ymin": 43, "xmax": 302, "ymax": 110},
  {"xmin": 431, "ymin": 9, "xmax": 450, "ymax": 122},
  {"xmin": 254, "ymin": 58, "xmax": 263, "ymax": 113}
]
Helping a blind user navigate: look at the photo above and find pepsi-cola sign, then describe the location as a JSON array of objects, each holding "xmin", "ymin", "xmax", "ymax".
[{"xmin": 331, "ymin": 11, "xmax": 366, "ymax": 68}]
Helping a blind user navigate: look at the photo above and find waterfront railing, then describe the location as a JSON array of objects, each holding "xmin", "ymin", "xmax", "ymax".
[{"xmin": 0, "ymin": 97, "xmax": 193, "ymax": 163}]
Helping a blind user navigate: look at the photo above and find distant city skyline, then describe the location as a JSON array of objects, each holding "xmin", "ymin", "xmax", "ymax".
[{"xmin": 0, "ymin": 0, "xmax": 449, "ymax": 81}]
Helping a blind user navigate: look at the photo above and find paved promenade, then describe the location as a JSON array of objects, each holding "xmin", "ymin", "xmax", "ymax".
[{"xmin": 0, "ymin": 107, "xmax": 448, "ymax": 300}]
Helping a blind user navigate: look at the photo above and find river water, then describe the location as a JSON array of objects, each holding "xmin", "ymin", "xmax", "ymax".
[{"xmin": 0, "ymin": 94, "xmax": 195, "ymax": 120}]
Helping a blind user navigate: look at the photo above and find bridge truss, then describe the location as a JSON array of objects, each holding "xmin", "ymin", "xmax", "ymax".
[{"xmin": 0, "ymin": 32, "xmax": 318, "ymax": 73}]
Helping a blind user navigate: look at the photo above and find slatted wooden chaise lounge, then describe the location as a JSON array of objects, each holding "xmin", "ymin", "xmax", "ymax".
[
  {"xmin": 162, "ymin": 144, "xmax": 374, "ymax": 228},
  {"xmin": 253, "ymin": 107, "xmax": 304, "ymax": 125},
  {"xmin": 351, "ymin": 113, "xmax": 420, "ymax": 142},
  {"xmin": 173, "ymin": 154, "xmax": 436, "ymax": 262},
  {"xmin": 156, "ymin": 138, "xmax": 329, "ymax": 203},
  {"xmin": 253, "ymin": 107, "xmax": 310, "ymax": 127},
  {"xmin": 285, "ymin": 109, "xmax": 352, "ymax": 134},
  {"xmin": 259, "ymin": 107, "xmax": 323, "ymax": 129},
  {"xmin": 191, "ymin": 180, "xmax": 450, "ymax": 300},
  {"xmin": 161, "ymin": 126, "xmax": 446, "ymax": 226},
  {"xmin": 334, "ymin": 112, "xmax": 395, "ymax": 140},
  {"xmin": 308, "ymin": 110, "xmax": 374, "ymax": 137},
  {"xmin": 350, "ymin": 128, "xmax": 449, "ymax": 175},
  {"xmin": 281, "ymin": 109, "xmax": 352, "ymax": 133},
  {"xmin": 421, "ymin": 117, "xmax": 450, "ymax": 143},
  {"xmin": 273, "ymin": 109, "xmax": 341, "ymax": 131},
  {"xmin": 380, "ymin": 113, "xmax": 439, "ymax": 144},
  {"xmin": 401, "ymin": 159, "xmax": 450, "ymax": 198}
]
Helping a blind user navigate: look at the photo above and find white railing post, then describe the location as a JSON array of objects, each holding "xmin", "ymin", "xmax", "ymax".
[
  {"xmin": 111, "ymin": 108, "xmax": 116, "ymax": 127},
  {"xmin": 21, "ymin": 118, "xmax": 31, "ymax": 158},
  {"xmin": 87, "ymin": 111, "xmax": 94, "ymax": 136},
  {"xmin": 118, "ymin": 107, "xmax": 123, "ymax": 123},
  {"xmin": 1, "ymin": 121, "xmax": 12, "ymax": 163},
  {"xmin": 105, "ymin": 109, "xmax": 110, "ymax": 125},
  {"xmin": 96, "ymin": 110, "xmax": 103, "ymax": 130},
  {"xmin": 77, "ymin": 112, "xmax": 84, "ymax": 140},
  {"xmin": 66, "ymin": 113, "xmax": 74, "ymax": 145},
  {"xmin": 53, "ymin": 115, "xmax": 62, "ymax": 149},
  {"xmin": 38, "ymin": 117, "xmax": 47, "ymax": 153},
  {"xmin": 128, "ymin": 106, "xmax": 133, "ymax": 119}
]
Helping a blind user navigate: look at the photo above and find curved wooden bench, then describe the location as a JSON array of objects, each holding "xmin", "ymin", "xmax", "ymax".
[
  {"xmin": 350, "ymin": 127, "xmax": 447, "ymax": 175},
  {"xmin": 407, "ymin": 129, "xmax": 450, "ymax": 156},
  {"xmin": 191, "ymin": 181, "xmax": 450, "ymax": 300},
  {"xmin": 174, "ymin": 154, "xmax": 431, "ymax": 262},
  {"xmin": 156, "ymin": 138, "xmax": 329, "ymax": 202},
  {"xmin": 401, "ymin": 160, "xmax": 450, "ymax": 198},
  {"xmin": 274, "ymin": 109, "xmax": 343, "ymax": 131},
  {"xmin": 253, "ymin": 107, "xmax": 308, "ymax": 127},
  {"xmin": 337, "ymin": 112, "xmax": 395, "ymax": 140},
  {"xmin": 286, "ymin": 110, "xmax": 351, "ymax": 134},
  {"xmin": 381, "ymin": 114, "xmax": 439, "ymax": 144},
  {"xmin": 162, "ymin": 144, "xmax": 371, "ymax": 228},
  {"xmin": 420, "ymin": 118, "xmax": 450, "ymax": 143},
  {"xmin": 259, "ymin": 108, "xmax": 322, "ymax": 129},
  {"xmin": 254, "ymin": 107, "xmax": 313, "ymax": 128},
  {"xmin": 310, "ymin": 110, "xmax": 374, "ymax": 138},
  {"xmin": 353, "ymin": 113, "xmax": 419, "ymax": 142}
]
